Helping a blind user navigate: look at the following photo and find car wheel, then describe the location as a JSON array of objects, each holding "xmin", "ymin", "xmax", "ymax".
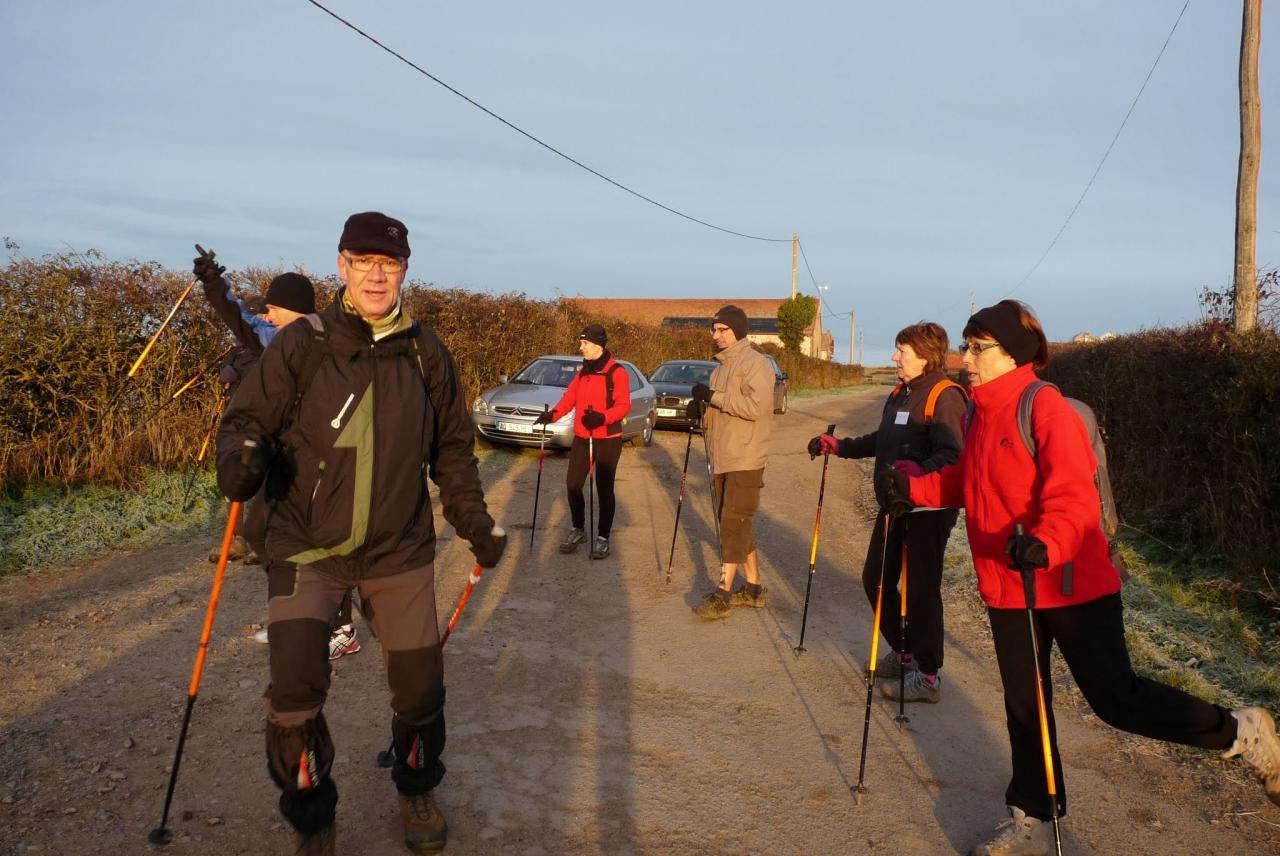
[
  {"xmin": 775, "ymin": 392, "xmax": 788, "ymax": 415},
  {"xmin": 632, "ymin": 412, "xmax": 655, "ymax": 447}
]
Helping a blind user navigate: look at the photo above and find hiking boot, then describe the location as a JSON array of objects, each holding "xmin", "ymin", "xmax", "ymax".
[
  {"xmin": 874, "ymin": 650, "xmax": 919, "ymax": 680},
  {"xmin": 292, "ymin": 823, "xmax": 335, "ymax": 856},
  {"xmin": 328, "ymin": 624, "xmax": 361, "ymax": 660},
  {"xmin": 243, "ymin": 550, "xmax": 263, "ymax": 566},
  {"xmin": 969, "ymin": 806, "xmax": 1053, "ymax": 856},
  {"xmin": 1224, "ymin": 706, "xmax": 1280, "ymax": 806},
  {"xmin": 252, "ymin": 626, "xmax": 270, "ymax": 644},
  {"xmin": 693, "ymin": 589, "xmax": 732, "ymax": 621},
  {"xmin": 879, "ymin": 669, "xmax": 941, "ymax": 703},
  {"xmin": 589, "ymin": 536, "xmax": 610, "ymax": 560},
  {"xmin": 399, "ymin": 790, "xmax": 448, "ymax": 853},
  {"xmin": 729, "ymin": 585, "xmax": 767, "ymax": 608},
  {"xmin": 558, "ymin": 527, "xmax": 587, "ymax": 554},
  {"xmin": 209, "ymin": 535, "xmax": 249, "ymax": 563}
]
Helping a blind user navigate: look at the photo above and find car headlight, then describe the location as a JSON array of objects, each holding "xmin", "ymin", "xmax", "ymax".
[{"xmin": 472, "ymin": 396, "xmax": 488, "ymax": 414}]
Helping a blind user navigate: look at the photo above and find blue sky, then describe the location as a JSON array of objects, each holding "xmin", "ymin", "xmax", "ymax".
[{"xmin": 2, "ymin": 1, "xmax": 1276, "ymax": 364}]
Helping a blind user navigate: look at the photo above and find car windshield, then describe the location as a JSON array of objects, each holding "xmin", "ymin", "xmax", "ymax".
[
  {"xmin": 511, "ymin": 358, "xmax": 580, "ymax": 388},
  {"xmin": 650, "ymin": 363, "xmax": 714, "ymax": 384}
]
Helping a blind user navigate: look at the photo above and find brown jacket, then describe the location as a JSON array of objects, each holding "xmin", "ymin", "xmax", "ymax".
[{"xmin": 705, "ymin": 339, "xmax": 775, "ymax": 473}]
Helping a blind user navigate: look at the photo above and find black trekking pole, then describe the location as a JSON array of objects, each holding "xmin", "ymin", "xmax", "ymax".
[
  {"xmin": 795, "ymin": 423, "xmax": 837, "ymax": 654},
  {"xmin": 665, "ymin": 427, "xmax": 695, "ymax": 583},
  {"xmin": 697, "ymin": 402, "xmax": 724, "ymax": 567},
  {"xmin": 894, "ymin": 525, "xmax": 910, "ymax": 726},
  {"xmin": 1012, "ymin": 523, "xmax": 1063, "ymax": 856},
  {"xmin": 149, "ymin": 499, "xmax": 243, "ymax": 845},
  {"xmin": 853, "ymin": 512, "xmax": 893, "ymax": 804},
  {"xmin": 529, "ymin": 404, "xmax": 549, "ymax": 548}
]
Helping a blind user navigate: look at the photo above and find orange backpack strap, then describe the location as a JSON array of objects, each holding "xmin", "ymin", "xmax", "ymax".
[{"xmin": 923, "ymin": 379, "xmax": 965, "ymax": 422}]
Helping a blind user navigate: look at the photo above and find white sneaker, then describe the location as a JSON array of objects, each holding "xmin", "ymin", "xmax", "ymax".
[
  {"xmin": 970, "ymin": 806, "xmax": 1053, "ymax": 856},
  {"xmin": 251, "ymin": 627, "xmax": 269, "ymax": 644},
  {"xmin": 328, "ymin": 624, "xmax": 361, "ymax": 660},
  {"xmin": 1224, "ymin": 707, "xmax": 1280, "ymax": 806}
]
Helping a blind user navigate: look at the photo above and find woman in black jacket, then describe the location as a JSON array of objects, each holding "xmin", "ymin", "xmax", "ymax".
[{"xmin": 807, "ymin": 321, "xmax": 965, "ymax": 702}]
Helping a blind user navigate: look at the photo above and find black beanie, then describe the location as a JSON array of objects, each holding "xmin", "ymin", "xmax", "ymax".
[
  {"xmin": 339, "ymin": 211, "xmax": 411, "ymax": 259},
  {"xmin": 713, "ymin": 305, "xmax": 749, "ymax": 341},
  {"xmin": 264, "ymin": 272, "xmax": 316, "ymax": 315},
  {"xmin": 579, "ymin": 323, "xmax": 607, "ymax": 346},
  {"xmin": 968, "ymin": 300, "xmax": 1039, "ymax": 366}
]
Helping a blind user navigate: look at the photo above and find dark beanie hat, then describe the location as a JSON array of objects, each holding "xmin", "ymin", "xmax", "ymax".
[
  {"xmin": 579, "ymin": 323, "xmax": 607, "ymax": 346},
  {"xmin": 713, "ymin": 305, "xmax": 749, "ymax": 341},
  {"xmin": 968, "ymin": 299, "xmax": 1038, "ymax": 366},
  {"xmin": 339, "ymin": 211, "xmax": 411, "ymax": 259},
  {"xmin": 264, "ymin": 272, "xmax": 316, "ymax": 315}
]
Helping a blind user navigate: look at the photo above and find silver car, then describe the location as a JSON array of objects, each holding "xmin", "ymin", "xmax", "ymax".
[{"xmin": 471, "ymin": 355, "xmax": 658, "ymax": 449}]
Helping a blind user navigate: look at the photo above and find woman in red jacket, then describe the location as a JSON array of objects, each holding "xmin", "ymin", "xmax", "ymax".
[
  {"xmin": 881, "ymin": 300, "xmax": 1279, "ymax": 855},
  {"xmin": 536, "ymin": 324, "xmax": 631, "ymax": 559}
]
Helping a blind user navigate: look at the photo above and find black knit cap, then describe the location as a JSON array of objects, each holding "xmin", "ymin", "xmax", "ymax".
[
  {"xmin": 579, "ymin": 323, "xmax": 607, "ymax": 346},
  {"xmin": 264, "ymin": 272, "xmax": 316, "ymax": 315},
  {"xmin": 713, "ymin": 305, "xmax": 749, "ymax": 341},
  {"xmin": 968, "ymin": 299, "xmax": 1038, "ymax": 366},
  {"xmin": 339, "ymin": 211, "xmax": 411, "ymax": 259}
]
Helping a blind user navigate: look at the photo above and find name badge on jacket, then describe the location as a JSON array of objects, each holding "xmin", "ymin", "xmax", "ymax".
[{"xmin": 894, "ymin": 411, "xmax": 909, "ymax": 425}]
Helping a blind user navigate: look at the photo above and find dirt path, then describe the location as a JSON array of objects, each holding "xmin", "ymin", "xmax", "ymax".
[{"xmin": 2, "ymin": 388, "xmax": 1276, "ymax": 855}]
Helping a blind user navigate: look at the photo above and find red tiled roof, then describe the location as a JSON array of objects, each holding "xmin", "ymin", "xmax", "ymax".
[{"xmin": 568, "ymin": 297, "xmax": 788, "ymax": 326}]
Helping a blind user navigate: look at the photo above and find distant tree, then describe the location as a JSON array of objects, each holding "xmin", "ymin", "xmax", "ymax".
[{"xmin": 776, "ymin": 295, "xmax": 818, "ymax": 353}]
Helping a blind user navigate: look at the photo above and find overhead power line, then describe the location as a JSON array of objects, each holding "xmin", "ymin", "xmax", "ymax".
[
  {"xmin": 1006, "ymin": 0, "xmax": 1191, "ymax": 297},
  {"xmin": 304, "ymin": 0, "xmax": 791, "ymax": 243}
]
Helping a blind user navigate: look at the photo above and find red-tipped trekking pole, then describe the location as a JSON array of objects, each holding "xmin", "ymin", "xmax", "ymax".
[
  {"xmin": 795, "ymin": 423, "xmax": 836, "ymax": 654},
  {"xmin": 1012, "ymin": 523, "xmax": 1063, "ymax": 855},
  {"xmin": 853, "ymin": 512, "xmax": 893, "ymax": 804},
  {"xmin": 149, "ymin": 499, "xmax": 242, "ymax": 845},
  {"xmin": 665, "ymin": 427, "xmax": 696, "ymax": 583}
]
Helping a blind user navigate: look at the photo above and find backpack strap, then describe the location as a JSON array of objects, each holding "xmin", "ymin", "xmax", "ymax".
[
  {"xmin": 1016, "ymin": 380, "xmax": 1055, "ymax": 457},
  {"xmin": 923, "ymin": 379, "xmax": 965, "ymax": 422},
  {"xmin": 286, "ymin": 313, "xmax": 329, "ymax": 429},
  {"xmin": 604, "ymin": 363, "xmax": 626, "ymax": 411}
]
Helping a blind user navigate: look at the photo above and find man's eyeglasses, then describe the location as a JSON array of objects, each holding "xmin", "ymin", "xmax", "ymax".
[
  {"xmin": 959, "ymin": 340, "xmax": 1002, "ymax": 356},
  {"xmin": 342, "ymin": 253, "xmax": 404, "ymax": 274},
  {"xmin": 711, "ymin": 325, "xmax": 732, "ymax": 334}
]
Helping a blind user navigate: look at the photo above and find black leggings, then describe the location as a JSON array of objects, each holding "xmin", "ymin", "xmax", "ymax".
[
  {"xmin": 566, "ymin": 435, "xmax": 622, "ymax": 538},
  {"xmin": 989, "ymin": 592, "xmax": 1236, "ymax": 820},
  {"xmin": 861, "ymin": 509, "xmax": 957, "ymax": 675}
]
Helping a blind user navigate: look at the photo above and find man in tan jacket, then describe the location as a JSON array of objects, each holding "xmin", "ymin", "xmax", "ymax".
[{"xmin": 688, "ymin": 305, "xmax": 776, "ymax": 619}]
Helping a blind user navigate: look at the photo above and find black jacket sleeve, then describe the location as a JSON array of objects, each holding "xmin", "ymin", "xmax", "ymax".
[
  {"xmin": 202, "ymin": 279, "xmax": 265, "ymax": 357},
  {"xmin": 419, "ymin": 330, "xmax": 494, "ymax": 542},
  {"xmin": 214, "ymin": 324, "xmax": 305, "ymax": 500},
  {"xmin": 839, "ymin": 432, "xmax": 876, "ymax": 459},
  {"xmin": 919, "ymin": 386, "xmax": 966, "ymax": 473}
]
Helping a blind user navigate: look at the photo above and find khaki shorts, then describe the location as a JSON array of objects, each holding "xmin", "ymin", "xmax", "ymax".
[{"xmin": 713, "ymin": 469, "xmax": 764, "ymax": 563}]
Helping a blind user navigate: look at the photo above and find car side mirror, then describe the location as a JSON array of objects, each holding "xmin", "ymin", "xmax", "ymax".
[{"xmin": 498, "ymin": 374, "xmax": 509, "ymax": 384}]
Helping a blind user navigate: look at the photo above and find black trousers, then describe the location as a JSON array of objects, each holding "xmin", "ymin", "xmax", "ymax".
[
  {"xmin": 566, "ymin": 435, "xmax": 622, "ymax": 538},
  {"xmin": 988, "ymin": 592, "xmax": 1237, "ymax": 820},
  {"xmin": 860, "ymin": 508, "xmax": 958, "ymax": 675}
]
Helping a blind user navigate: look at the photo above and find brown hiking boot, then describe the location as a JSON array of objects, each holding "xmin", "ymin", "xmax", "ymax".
[
  {"xmin": 399, "ymin": 791, "xmax": 448, "ymax": 853},
  {"xmin": 209, "ymin": 535, "xmax": 249, "ymax": 563},
  {"xmin": 729, "ymin": 585, "xmax": 766, "ymax": 609},
  {"xmin": 292, "ymin": 823, "xmax": 335, "ymax": 856},
  {"xmin": 693, "ymin": 589, "xmax": 732, "ymax": 620}
]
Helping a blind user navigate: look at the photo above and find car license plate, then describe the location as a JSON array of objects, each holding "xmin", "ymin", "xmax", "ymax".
[
  {"xmin": 496, "ymin": 421, "xmax": 535, "ymax": 434},
  {"xmin": 656, "ymin": 408, "xmax": 678, "ymax": 417}
]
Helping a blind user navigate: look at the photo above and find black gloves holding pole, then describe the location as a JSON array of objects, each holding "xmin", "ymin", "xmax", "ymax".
[{"xmin": 875, "ymin": 466, "xmax": 915, "ymax": 518}]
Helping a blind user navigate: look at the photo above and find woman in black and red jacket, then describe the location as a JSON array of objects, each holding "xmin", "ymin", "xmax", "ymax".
[{"xmin": 536, "ymin": 324, "xmax": 631, "ymax": 559}]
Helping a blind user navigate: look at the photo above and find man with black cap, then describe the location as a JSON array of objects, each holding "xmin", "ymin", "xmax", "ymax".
[
  {"xmin": 687, "ymin": 305, "xmax": 776, "ymax": 619},
  {"xmin": 192, "ymin": 253, "xmax": 317, "ymax": 566},
  {"xmin": 215, "ymin": 212, "xmax": 506, "ymax": 855},
  {"xmin": 535, "ymin": 322, "xmax": 631, "ymax": 559}
]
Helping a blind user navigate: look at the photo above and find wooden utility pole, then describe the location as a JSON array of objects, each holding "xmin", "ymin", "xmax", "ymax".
[
  {"xmin": 850, "ymin": 312, "xmax": 857, "ymax": 365},
  {"xmin": 1234, "ymin": 0, "xmax": 1262, "ymax": 333},
  {"xmin": 790, "ymin": 234, "xmax": 798, "ymax": 299}
]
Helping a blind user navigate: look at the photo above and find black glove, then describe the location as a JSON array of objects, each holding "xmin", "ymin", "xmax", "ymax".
[
  {"xmin": 533, "ymin": 410, "xmax": 554, "ymax": 425},
  {"xmin": 686, "ymin": 399, "xmax": 706, "ymax": 420},
  {"xmin": 192, "ymin": 245, "xmax": 226, "ymax": 287},
  {"xmin": 876, "ymin": 465, "xmax": 914, "ymax": 518},
  {"xmin": 1005, "ymin": 532, "xmax": 1049, "ymax": 571},
  {"xmin": 581, "ymin": 409, "xmax": 605, "ymax": 430},
  {"xmin": 690, "ymin": 383, "xmax": 713, "ymax": 404},
  {"xmin": 218, "ymin": 437, "xmax": 271, "ymax": 502},
  {"xmin": 470, "ymin": 526, "xmax": 508, "ymax": 568}
]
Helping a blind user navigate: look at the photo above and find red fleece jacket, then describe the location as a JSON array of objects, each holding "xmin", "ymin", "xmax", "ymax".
[
  {"xmin": 550, "ymin": 357, "xmax": 631, "ymax": 440},
  {"xmin": 908, "ymin": 364, "xmax": 1122, "ymax": 609}
]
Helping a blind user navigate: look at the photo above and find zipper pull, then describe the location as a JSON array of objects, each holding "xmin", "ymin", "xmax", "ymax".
[{"xmin": 331, "ymin": 393, "xmax": 355, "ymax": 429}]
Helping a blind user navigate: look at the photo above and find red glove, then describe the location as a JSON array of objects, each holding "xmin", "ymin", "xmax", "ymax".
[{"xmin": 893, "ymin": 459, "xmax": 925, "ymax": 478}]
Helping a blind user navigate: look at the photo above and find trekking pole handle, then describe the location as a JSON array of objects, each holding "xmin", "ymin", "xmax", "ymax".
[{"xmin": 1012, "ymin": 523, "xmax": 1037, "ymax": 610}]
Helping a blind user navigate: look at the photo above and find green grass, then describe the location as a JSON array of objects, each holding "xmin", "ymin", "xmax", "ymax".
[
  {"xmin": 0, "ymin": 467, "xmax": 226, "ymax": 575},
  {"xmin": 790, "ymin": 384, "xmax": 876, "ymax": 399}
]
